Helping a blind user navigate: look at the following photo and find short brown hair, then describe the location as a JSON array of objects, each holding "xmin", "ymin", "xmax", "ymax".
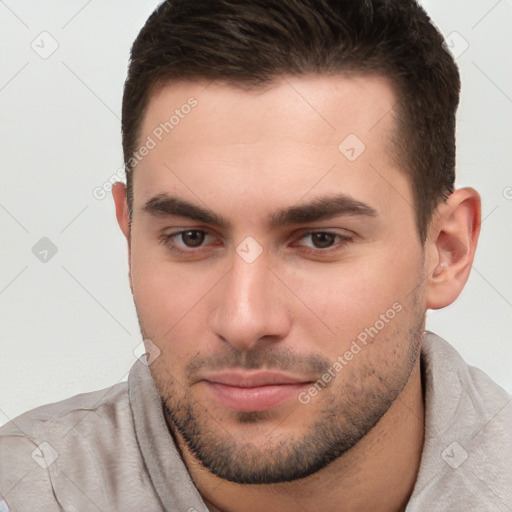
[{"xmin": 122, "ymin": 0, "xmax": 460, "ymax": 242}]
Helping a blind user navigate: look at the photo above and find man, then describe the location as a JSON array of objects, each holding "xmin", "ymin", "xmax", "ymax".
[{"xmin": 1, "ymin": 0, "xmax": 510, "ymax": 510}]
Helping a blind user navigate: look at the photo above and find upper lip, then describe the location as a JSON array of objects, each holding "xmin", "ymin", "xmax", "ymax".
[{"xmin": 201, "ymin": 371, "xmax": 312, "ymax": 388}]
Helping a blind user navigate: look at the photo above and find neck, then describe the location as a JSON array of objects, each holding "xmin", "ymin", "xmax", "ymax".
[{"xmin": 174, "ymin": 359, "xmax": 424, "ymax": 512}]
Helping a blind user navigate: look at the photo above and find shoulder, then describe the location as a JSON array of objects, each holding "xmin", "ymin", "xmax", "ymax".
[
  {"xmin": 408, "ymin": 332, "xmax": 512, "ymax": 511},
  {"xmin": 0, "ymin": 380, "xmax": 129, "ymax": 438},
  {"xmin": 421, "ymin": 331, "xmax": 511, "ymax": 430},
  {"xmin": 0, "ymin": 381, "xmax": 130, "ymax": 510}
]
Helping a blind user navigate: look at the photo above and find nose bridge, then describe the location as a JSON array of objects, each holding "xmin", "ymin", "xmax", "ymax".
[{"xmin": 211, "ymin": 250, "xmax": 289, "ymax": 350}]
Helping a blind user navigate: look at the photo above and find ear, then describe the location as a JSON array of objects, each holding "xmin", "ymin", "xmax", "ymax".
[
  {"xmin": 112, "ymin": 182, "xmax": 131, "ymax": 241},
  {"xmin": 425, "ymin": 188, "xmax": 481, "ymax": 310}
]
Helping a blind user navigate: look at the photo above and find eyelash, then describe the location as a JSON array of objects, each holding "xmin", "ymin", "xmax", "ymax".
[{"xmin": 158, "ymin": 229, "xmax": 353, "ymax": 255}]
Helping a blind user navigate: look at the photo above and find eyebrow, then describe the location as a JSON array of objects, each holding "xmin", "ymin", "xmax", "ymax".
[
  {"xmin": 142, "ymin": 193, "xmax": 378, "ymax": 229},
  {"xmin": 143, "ymin": 194, "xmax": 229, "ymax": 227},
  {"xmin": 269, "ymin": 194, "xmax": 378, "ymax": 228}
]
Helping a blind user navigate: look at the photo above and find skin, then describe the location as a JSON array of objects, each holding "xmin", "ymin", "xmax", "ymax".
[{"xmin": 112, "ymin": 74, "xmax": 480, "ymax": 511}]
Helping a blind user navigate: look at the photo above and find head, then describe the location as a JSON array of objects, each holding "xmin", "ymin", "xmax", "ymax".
[
  {"xmin": 122, "ymin": 0, "xmax": 462, "ymax": 243},
  {"xmin": 113, "ymin": 0, "xmax": 480, "ymax": 484}
]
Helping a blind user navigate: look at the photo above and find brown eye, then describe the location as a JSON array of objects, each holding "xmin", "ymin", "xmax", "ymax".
[
  {"xmin": 295, "ymin": 231, "xmax": 353, "ymax": 253},
  {"xmin": 310, "ymin": 232, "xmax": 337, "ymax": 249},
  {"xmin": 181, "ymin": 230, "xmax": 206, "ymax": 247}
]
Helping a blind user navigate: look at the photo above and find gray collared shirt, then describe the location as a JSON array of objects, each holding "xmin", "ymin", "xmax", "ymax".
[{"xmin": 1, "ymin": 332, "xmax": 511, "ymax": 511}]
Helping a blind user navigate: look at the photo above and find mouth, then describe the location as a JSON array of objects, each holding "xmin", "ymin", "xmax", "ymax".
[{"xmin": 201, "ymin": 371, "xmax": 313, "ymax": 412}]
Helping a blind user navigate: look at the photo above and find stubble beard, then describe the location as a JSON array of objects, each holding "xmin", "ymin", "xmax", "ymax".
[{"xmin": 140, "ymin": 298, "xmax": 425, "ymax": 485}]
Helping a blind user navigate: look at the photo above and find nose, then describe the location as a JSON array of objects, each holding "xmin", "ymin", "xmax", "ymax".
[{"xmin": 210, "ymin": 251, "xmax": 291, "ymax": 352}]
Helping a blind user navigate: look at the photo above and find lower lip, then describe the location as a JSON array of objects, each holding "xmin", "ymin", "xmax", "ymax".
[{"xmin": 205, "ymin": 382, "xmax": 308, "ymax": 412}]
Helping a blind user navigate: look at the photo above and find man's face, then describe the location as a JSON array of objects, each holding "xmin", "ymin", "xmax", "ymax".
[{"xmin": 127, "ymin": 74, "xmax": 427, "ymax": 483}]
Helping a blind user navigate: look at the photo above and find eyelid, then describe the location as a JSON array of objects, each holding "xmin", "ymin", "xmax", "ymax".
[
  {"xmin": 159, "ymin": 228, "xmax": 216, "ymax": 251},
  {"xmin": 293, "ymin": 229, "xmax": 353, "ymax": 250},
  {"xmin": 297, "ymin": 228, "xmax": 353, "ymax": 238},
  {"xmin": 293, "ymin": 225, "xmax": 354, "ymax": 239},
  {"xmin": 159, "ymin": 228, "xmax": 355, "ymax": 255}
]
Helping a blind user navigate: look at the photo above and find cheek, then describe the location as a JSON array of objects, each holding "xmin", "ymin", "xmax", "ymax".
[
  {"xmin": 285, "ymin": 247, "xmax": 422, "ymax": 353},
  {"xmin": 129, "ymin": 237, "xmax": 204, "ymax": 337},
  {"xmin": 131, "ymin": 265, "xmax": 201, "ymax": 372}
]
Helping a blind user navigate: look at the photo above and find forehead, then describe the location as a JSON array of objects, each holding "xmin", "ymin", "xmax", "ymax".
[
  {"xmin": 141, "ymin": 73, "xmax": 397, "ymax": 147},
  {"xmin": 132, "ymin": 74, "xmax": 411, "ymax": 225}
]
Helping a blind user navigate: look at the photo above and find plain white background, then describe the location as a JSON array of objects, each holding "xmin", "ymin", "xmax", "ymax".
[{"xmin": 0, "ymin": 0, "xmax": 511, "ymax": 423}]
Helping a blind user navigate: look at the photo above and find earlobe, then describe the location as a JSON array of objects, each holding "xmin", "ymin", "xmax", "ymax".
[
  {"xmin": 425, "ymin": 188, "xmax": 481, "ymax": 310},
  {"xmin": 112, "ymin": 182, "xmax": 131, "ymax": 240}
]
